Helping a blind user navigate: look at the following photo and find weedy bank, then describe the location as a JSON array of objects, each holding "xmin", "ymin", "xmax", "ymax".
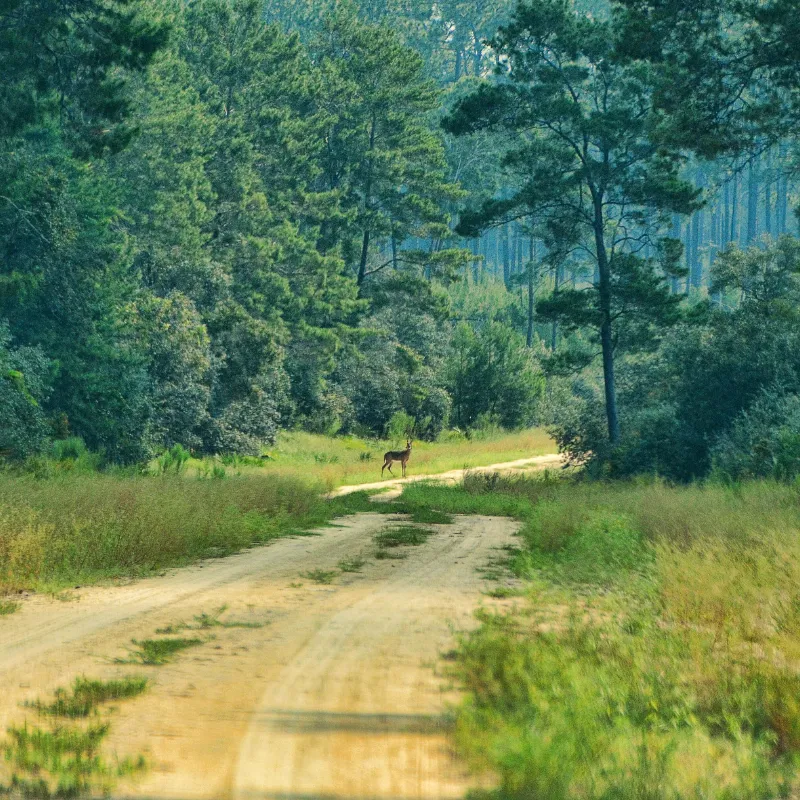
[
  {"xmin": 400, "ymin": 475, "xmax": 800, "ymax": 799},
  {"xmin": 0, "ymin": 473, "xmax": 370, "ymax": 593}
]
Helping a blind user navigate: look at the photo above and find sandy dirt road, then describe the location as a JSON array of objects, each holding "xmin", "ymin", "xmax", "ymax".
[
  {"xmin": 0, "ymin": 459, "xmax": 557, "ymax": 799},
  {"xmin": 330, "ymin": 453, "xmax": 564, "ymax": 499}
]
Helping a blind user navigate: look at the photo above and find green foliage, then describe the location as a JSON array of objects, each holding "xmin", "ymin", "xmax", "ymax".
[
  {"xmin": 712, "ymin": 390, "xmax": 800, "ymax": 481},
  {"xmin": 155, "ymin": 444, "xmax": 191, "ymax": 476},
  {"xmin": 447, "ymin": 322, "xmax": 544, "ymax": 430},
  {"xmin": 120, "ymin": 637, "xmax": 205, "ymax": 666},
  {"xmin": 398, "ymin": 475, "xmax": 800, "ymax": 799},
  {"xmin": 552, "ymin": 239, "xmax": 800, "ymax": 480},
  {"xmin": 28, "ymin": 677, "xmax": 149, "ymax": 719},
  {"xmin": 0, "ymin": 324, "xmax": 50, "ymax": 459}
]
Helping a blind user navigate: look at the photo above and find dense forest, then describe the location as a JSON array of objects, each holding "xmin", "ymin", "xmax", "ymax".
[{"xmin": 4, "ymin": 0, "xmax": 800, "ymax": 482}]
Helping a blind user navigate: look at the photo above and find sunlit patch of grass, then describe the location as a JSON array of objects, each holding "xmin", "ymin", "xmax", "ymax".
[
  {"xmin": 374, "ymin": 525, "xmax": 433, "ymax": 549},
  {"xmin": 0, "ymin": 475, "xmax": 376, "ymax": 594},
  {"xmin": 0, "ymin": 722, "xmax": 146, "ymax": 798},
  {"xmin": 190, "ymin": 428, "xmax": 555, "ymax": 490},
  {"xmin": 0, "ymin": 598, "xmax": 19, "ymax": 615},
  {"xmin": 337, "ymin": 557, "xmax": 366, "ymax": 573},
  {"xmin": 301, "ymin": 569, "xmax": 337, "ymax": 585},
  {"xmin": 116, "ymin": 637, "xmax": 204, "ymax": 666},
  {"xmin": 27, "ymin": 677, "xmax": 148, "ymax": 718}
]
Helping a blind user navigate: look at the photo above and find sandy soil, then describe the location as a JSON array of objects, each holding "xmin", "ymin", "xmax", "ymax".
[{"xmin": 0, "ymin": 458, "xmax": 556, "ymax": 799}]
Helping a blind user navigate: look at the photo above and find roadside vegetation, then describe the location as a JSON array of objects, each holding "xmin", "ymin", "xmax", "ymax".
[
  {"xmin": 400, "ymin": 474, "xmax": 800, "ymax": 799},
  {"xmin": 1, "ymin": 677, "xmax": 148, "ymax": 797},
  {"xmin": 0, "ymin": 472, "xmax": 371, "ymax": 594},
  {"xmin": 0, "ymin": 428, "xmax": 550, "ymax": 596}
]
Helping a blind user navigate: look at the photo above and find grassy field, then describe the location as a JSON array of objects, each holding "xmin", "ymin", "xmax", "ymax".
[
  {"xmin": 0, "ymin": 473, "xmax": 370, "ymax": 594},
  {"xmin": 0, "ymin": 429, "xmax": 552, "ymax": 594},
  {"xmin": 399, "ymin": 475, "xmax": 800, "ymax": 799},
  {"xmin": 190, "ymin": 428, "xmax": 555, "ymax": 489}
]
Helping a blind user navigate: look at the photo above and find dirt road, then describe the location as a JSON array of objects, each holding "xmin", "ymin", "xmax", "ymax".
[
  {"xmin": 331, "ymin": 452, "xmax": 564, "ymax": 499},
  {"xmin": 0, "ymin": 460, "xmax": 555, "ymax": 798}
]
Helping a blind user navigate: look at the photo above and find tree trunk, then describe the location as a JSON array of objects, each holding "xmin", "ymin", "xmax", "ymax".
[
  {"xmin": 593, "ymin": 194, "xmax": 620, "ymax": 444},
  {"xmin": 502, "ymin": 224, "xmax": 511, "ymax": 288},
  {"xmin": 551, "ymin": 262, "xmax": 560, "ymax": 351},
  {"xmin": 747, "ymin": 160, "xmax": 758, "ymax": 243},
  {"xmin": 765, "ymin": 150, "xmax": 773, "ymax": 237},
  {"xmin": 356, "ymin": 112, "xmax": 377, "ymax": 289},
  {"xmin": 357, "ymin": 229, "xmax": 370, "ymax": 286},
  {"xmin": 731, "ymin": 171, "xmax": 739, "ymax": 243},
  {"xmin": 527, "ymin": 237, "xmax": 537, "ymax": 348}
]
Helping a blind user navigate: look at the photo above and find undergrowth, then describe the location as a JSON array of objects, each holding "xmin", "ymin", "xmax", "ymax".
[{"xmin": 400, "ymin": 473, "xmax": 800, "ymax": 799}]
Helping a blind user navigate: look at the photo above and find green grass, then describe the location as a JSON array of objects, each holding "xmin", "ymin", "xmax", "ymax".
[
  {"xmin": 156, "ymin": 606, "xmax": 265, "ymax": 634},
  {"xmin": 2, "ymin": 676, "xmax": 148, "ymax": 796},
  {"xmin": 0, "ymin": 598, "xmax": 19, "ymax": 615},
  {"xmin": 481, "ymin": 585, "xmax": 524, "ymax": 598},
  {"xmin": 27, "ymin": 677, "xmax": 148, "ymax": 718},
  {"xmin": 0, "ymin": 722, "xmax": 145, "ymax": 798},
  {"xmin": 374, "ymin": 549, "xmax": 407, "ymax": 560},
  {"xmin": 399, "ymin": 473, "xmax": 800, "ymax": 800},
  {"xmin": 0, "ymin": 471, "xmax": 373, "ymax": 593},
  {"xmin": 337, "ymin": 557, "xmax": 366, "ymax": 573},
  {"xmin": 301, "ymin": 569, "xmax": 338, "ymax": 585},
  {"xmin": 117, "ymin": 637, "xmax": 205, "ymax": 666},
  {"xmin": 186, "ymin": 428, "xmax": 555, "ymax": 490},
  {"xmin": 373, "ymin": 525, "xmax": 434, "ymax": 548}
]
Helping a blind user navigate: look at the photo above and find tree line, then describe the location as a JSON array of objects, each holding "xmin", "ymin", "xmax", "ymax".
[{"xmin": 5, "ymin": 0, "xmax": 800, "ymax": 480}]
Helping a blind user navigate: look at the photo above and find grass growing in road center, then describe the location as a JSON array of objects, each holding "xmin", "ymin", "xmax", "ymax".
[
  {"xmin": 28, "ymin": 676, "xmax": 148, "ymax": 718},
  {"xmin": 2, "ymin": 677, "xmax": 149, "ymax": 796},
  {"xmin": 118, "ymin": 637, "xmax": 205, "ymax": 666}
]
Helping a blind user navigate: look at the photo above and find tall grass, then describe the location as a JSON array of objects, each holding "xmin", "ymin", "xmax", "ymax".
[
  {"xmin": 0, "ymin": 473, "xmax": 369, "ymax": 592},
  {"xmin": 189, "ymin": 428, "xmax": 555, "ymax": 490},
  {"xmin": 403, "ymin": 475, "xmax": 800, "ymax": 799}
]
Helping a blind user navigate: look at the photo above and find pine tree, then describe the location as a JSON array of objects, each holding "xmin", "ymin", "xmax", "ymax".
[{"xmin": 444, "ymin": 0, "xmax": 699, "ymax": 443}]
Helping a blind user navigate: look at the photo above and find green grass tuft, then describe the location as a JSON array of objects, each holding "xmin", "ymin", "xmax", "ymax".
[
  {"xmin": 0, "ymin": 598, "xmax": 19, "ymax": 615},
  {"xmin": 374, "ymin": 549, "xmax": 407, "ymax": 560},
  {"xmin": 373, "ymin": 525, "xmax": 433, "ymax": 549},
  {"xmin": 28, "ymin": 676, "xmax": 148, "ymax": 718},
  {"xmin": 337, "ymin": 557, "xmax": 366, "ymax": 573},
  {"xmin": 117, "ymin": 637, "xmax": 204, "ymax": 666},
  {"xmin": 301, "ymin": 569, "xmax": 338, "ymax": 585}
]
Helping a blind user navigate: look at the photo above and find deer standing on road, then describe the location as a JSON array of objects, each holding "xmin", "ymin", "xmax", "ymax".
[{"xmin": 382, "ymin": 439, "xmax": 412, "ymax": 478}]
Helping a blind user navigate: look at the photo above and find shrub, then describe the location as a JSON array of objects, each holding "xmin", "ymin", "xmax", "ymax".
[{"xmin": 712, "ymin": 388, "xmax": 800, "ymax": 481}]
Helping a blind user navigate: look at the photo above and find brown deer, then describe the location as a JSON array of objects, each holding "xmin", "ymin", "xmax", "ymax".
[{"xmin": 382, "ymin": 439, "xmax": 412, "ymax": 478}]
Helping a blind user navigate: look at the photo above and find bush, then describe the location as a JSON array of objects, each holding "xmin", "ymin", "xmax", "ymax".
[
  {"xmin": 0, "ymin": 324, "xmax": 51, "ymax": 460},
  {"xmin": 712, "ymin": 388, "xmax": 800, "ymax": 481},
  {"xmin": 447, "ymin": 322, "xmax": 544, "ymax": 431}
]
